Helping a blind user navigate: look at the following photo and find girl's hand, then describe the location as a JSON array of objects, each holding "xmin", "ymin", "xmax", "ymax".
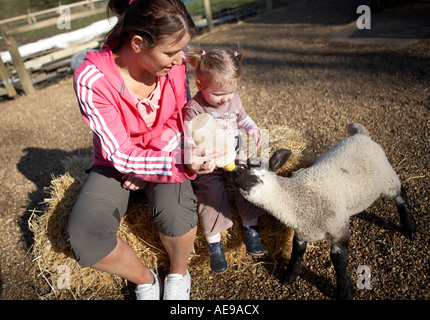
[
  {"xmin": 248, "ymin": 128, "xmax": 261, "ymax": 150},
  {"xmin": 185, "ymin": 147, "xmax": 226, "ymax": 174},
  {"xmin": 122, "ymin": 174, "xmax": 148, "ymax": 190}
]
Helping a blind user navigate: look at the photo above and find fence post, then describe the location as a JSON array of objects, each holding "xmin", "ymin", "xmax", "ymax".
[
  {"xmin": 27, "ymin": 9, "xmax": 37, "ymax": 24},
  {"xmin": 1, "ymin": 28, "xmax": 35, "ymax": 95},
  {"xmin": 203, "ymin": 0, "xmax": 214, "ymax": 32},
  {"xmin": 266, "ymin": 0, "xmax": 273, "ymax": 12},
  {"xmin": 0, "ymin": 54, "xmax": 17, "ymax": 98}
]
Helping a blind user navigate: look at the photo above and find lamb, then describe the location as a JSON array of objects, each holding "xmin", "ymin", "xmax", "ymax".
[{"xmin": 230, "ymin": 123, "xmax": 416, "ymax": 300}]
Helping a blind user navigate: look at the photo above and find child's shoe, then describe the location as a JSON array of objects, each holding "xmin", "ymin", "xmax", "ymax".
[
  {"xmin": 208, "ymin": 241, "xmax": 228, "ymax": 274},
  {"xmin": 243, "ymin": 226, "xmax": 265, "ymax": 256}
]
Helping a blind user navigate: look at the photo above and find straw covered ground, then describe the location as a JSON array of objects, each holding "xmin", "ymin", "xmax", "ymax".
[
  {"xmin": 27, "ymin": 124, "xmax": 309, "ymax": 300},
  {"xmin": 0, "ymin": 0, "xmax": 429, "ymax": 300}
]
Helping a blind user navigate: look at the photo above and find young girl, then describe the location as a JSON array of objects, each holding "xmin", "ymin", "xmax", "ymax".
[
  {"xmin": 184, "ymin": 47, "xmax": 266, "ymax": 274},
  {"xmin": 68, "ymin": 0, "xmax": 224, "ymax": 300}
]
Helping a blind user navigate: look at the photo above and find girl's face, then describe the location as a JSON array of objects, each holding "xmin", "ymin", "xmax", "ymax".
[
  {"xmin": 197, "ymin": 76, "xmax": 238, "ymax": 108},
  {"xmin": 136, "ymin": 32, "xmax": 191, "ymax": 77}
]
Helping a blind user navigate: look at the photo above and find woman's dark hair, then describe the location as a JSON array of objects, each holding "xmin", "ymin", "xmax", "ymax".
[{"xmin": 106, "ymin": 0, "xmax": 197, "ymax": 52}]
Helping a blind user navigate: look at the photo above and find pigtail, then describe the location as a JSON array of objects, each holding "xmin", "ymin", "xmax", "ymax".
[
  {"xmin": 184, "ymin": 46, "xmax": 205, "ymax": 70},
  {"xmin": 233, "ymin": 51, "xmax": 244, "ymax": 64}
]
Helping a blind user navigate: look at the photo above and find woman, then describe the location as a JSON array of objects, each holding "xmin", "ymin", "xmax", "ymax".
[{"xmin": 68, "ymin": 0, "xmax": 222, "ymax": 300}]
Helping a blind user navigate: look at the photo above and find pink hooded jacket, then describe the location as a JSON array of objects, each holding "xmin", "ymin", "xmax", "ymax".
[{"xmin": 73, "ymin": 45, "xmax": 196, "ymax": 183}]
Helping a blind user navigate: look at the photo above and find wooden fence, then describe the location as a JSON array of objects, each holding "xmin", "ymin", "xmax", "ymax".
[
  {"xmin": 0, "ymin": 0, "xmax": 274, "ymax": 98},
  {"xmin": 0, "ymin": 0, "xmax": 105, "ymax": 98}
]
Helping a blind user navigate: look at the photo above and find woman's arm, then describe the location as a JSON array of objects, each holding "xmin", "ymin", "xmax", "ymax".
[{"xmin": 75, "ymin": 70, "xmax": 177, "ymax": 181}]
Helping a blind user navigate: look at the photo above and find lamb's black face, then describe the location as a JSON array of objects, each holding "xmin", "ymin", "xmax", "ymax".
[
  {"xmin": 229, "ymin": 160, "xmax": 262, "ymax": 194},
  {"xmin": 230, "ymin": 149, "xmax": 292, "ymax": 195}
]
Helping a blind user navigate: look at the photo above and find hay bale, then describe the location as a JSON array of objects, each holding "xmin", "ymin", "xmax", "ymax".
[
  {"xmin": 29, "ymin": 125, "xmax": 311, "ymax": 300},
  {"xmin": 263, "ymin": 124, "xmax": 313, "ymax": 175}
]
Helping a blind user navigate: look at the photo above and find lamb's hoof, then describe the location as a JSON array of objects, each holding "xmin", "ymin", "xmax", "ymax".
[
  {"xmin": 282, "ymin": 271, "xmax": 299, "ymax": 284},
  {"xmin": 337, "ymin": 289, "xmax": 354, "ymax": 300},
  {"xmin": 402, "ymin": 221, "xmax": 416, "ymax": 240},
  {"xmin": 336, "ymin": 281, "xmax": 354, "ymax": 300},
  {"xmin": 404, "ymin": 229, "xmax": 416, "ymax": 240}
]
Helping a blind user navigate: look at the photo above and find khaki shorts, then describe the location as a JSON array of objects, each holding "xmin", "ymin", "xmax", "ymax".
[{"xmin": 67, "ymin": 166, "xmax": 197, "ymax": 267}]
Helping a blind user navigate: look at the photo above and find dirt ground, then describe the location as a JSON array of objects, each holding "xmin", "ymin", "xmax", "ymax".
[{"xmin": 0, "ymin": 0, "xmax": 429, "ymax": 300}]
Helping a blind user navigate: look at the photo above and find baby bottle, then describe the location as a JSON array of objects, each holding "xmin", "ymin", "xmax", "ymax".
[{"xmin": 188, "ymin": 113, "xmax": 236, "ymax": 171}]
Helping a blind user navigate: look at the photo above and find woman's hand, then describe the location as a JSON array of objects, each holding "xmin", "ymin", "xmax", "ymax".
[
  {"xmin": 185, "ymin": 147, "xmax": 226, "ymax": 174},
  {"xmin": 122, "ymin": 174, "xmax": 148, "ymax": 191}
]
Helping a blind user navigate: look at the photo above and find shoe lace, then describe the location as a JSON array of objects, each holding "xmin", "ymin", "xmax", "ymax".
[{"xmin": 164, "ymin": 278, "xmax": 184, "ymax": 299}]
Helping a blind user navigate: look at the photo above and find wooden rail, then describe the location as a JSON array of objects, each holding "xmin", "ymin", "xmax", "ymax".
[
  {"xmin": 0, "ymin": 0, "xmax": 102, "ymax": 27},
  {"xmin": 0, "ymin": 0, "xmax": 274, "ymax": 98},
  {"xmin": 0, "ymin": 0, "xmax": 105, "ymax": 97}
]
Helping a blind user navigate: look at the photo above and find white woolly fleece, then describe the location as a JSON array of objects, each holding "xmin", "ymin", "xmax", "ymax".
[{"xmin": 241, "ymin": 130, "xmax": 401, "ymax": 243}]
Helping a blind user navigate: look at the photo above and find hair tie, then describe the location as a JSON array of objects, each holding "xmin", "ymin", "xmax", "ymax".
[{"xmin": 201, "ymin": 50, "xmax": 206, "ymax": 56}]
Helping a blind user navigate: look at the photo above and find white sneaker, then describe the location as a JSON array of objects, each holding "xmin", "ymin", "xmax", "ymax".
[
  {"xmin": 135, "ymin": 269, "xmax": 162, "ymax": 300},
  {"xmin": 163, "ymin": 269, "xmax": 191, "ymax": 300}
]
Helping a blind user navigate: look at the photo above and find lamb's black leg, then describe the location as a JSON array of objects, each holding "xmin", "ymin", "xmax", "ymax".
[
  {"xmin": 282, "ymin": 234, "xmax": 307, "ymax": 284},
  {"xmin": 395, "ymin": 186, "xmax": 416, "ymax": 240},
  {"xmin": 330, "ymin": 236, "xmax": 354, "ymax": 300}
]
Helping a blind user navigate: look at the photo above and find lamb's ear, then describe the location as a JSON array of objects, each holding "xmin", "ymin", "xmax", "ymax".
[{"xmin": 269, "ymin": 149, "xmax": 292, "ymax": 172}]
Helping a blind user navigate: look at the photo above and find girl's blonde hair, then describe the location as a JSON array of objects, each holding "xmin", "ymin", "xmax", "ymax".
[{"xmin": 185, "ymin": 46, "xmax": 244, "ymax": 89}]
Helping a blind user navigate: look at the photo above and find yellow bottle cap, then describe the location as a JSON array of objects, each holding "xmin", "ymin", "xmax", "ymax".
[{"xmin": 224, "ymin": 163, "xmax": 236, "ymax": 171}]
